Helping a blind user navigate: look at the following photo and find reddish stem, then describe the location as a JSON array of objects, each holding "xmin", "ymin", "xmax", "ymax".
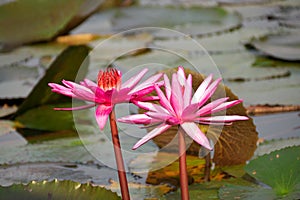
[
  {"xmin": 204, "ymin": 152, "xmax": 211, "ymax": 182},
  {"xmin": 109, "ymin": 109, "xmax": 130, "ymax": 200},
  {"xmin": 178, "ymin": 126, "xmax": 190, "ymax": 200}
]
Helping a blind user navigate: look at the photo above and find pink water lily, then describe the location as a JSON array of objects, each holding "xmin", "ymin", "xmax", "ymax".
[
  {"xmin": 118, "ymin": 66, "xmax": 248, "ymax": 150},
  {"xmin": 48, "ymin": 68, "xmax": 163, "ymax": 130}
]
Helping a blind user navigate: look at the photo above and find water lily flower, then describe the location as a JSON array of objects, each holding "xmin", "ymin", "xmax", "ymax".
[
  {"xmin": 48, "ymin": 68, "xmax": 163, "ymax": 130},
  {"xmin": 118, "ymin": 66, "xmax": 248, "ymax": 150}
]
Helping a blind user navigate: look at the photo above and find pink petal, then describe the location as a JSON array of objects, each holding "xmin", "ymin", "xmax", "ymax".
[
  {"xmin": 191, "ymin": 74, "xmax": 213, "ymax": 104},
  {"xmin": 197, "ymin": 78, "xmax": 222, "ymax": 108},
  {"xmin": 95, "ymin": 104, "xmax": 113, "ymax": 130},
  {"xmin": 118, "ymin": 114, "xmax": 156, "ymax": 124},
  {"xmin": 198, "ymin": 121, "xmax": 233, "ymax": 126},
  {"xmin": 183, "ymin": 74, "xmax": 193, "ymax": 109},
  {"xmin": 80, "ymin": 79, "xmax": 98, "ymax": 92},
  {"xmin": 111, "ymin": 88, "xmax": 131, "ymax": 103},
  {"xmin": 198, "ymin": 115, "xmax": 248, "ymax": 122},
  {"xmin": 171, "ymin": 73, "xmax": 183, "ymax": 116},
  {"xmin": 181, "ymin": 103, "xmax": 199, "ymax": 120},
  {"xmin": 210, "ymin": 99, "xmax": 243, "ymax": 114},
  {"xmin": 146, "ymin": 111, "xmax": 172, "ymax": 122},
  {"xmin": 196, "ymin": 97, "xmax": 229, "ymax": 116},
  {"xmin": 177, "ymin": 66, "xmax": 186, "ymax": 86},
  {"xmin": 133, "ymin": 96, "xmax": 160, "ymax": 102},
  {"xmin": 164, "ymin": 74, "xmax": 171, "ymax": 100},
  {"xmin": 129, "ymin": 73, "xmax": 163, "ymax": 94},
  {"xmin": 72, "ymin": 87, "xmax": 97, "ymax": 102},
  {"xmin": 132, "ymin": 124, "xmax": 171, "ymax": 150},
  {"xmin": 121, "ymin": 68, "xmax": 148, "ymax": 90},
  {"xmin": 54, "ymin": 104, "xmax": 96, "ymax": 111},
  {"xmin": 62, "ymin": 80, "xmax": 96, "ymax": 101},
  {"xmin": 129, "ymin": 86, "xmax": 155, "ymax": 101},
  {"xmin": 180, "ymin": 122, "xmax": 212, "ymax": 150},
  {"xmin": 48, "ymin": 83, "xmax": 75, "ymax": 98},
  {"xmin": 154, "ymin": 84, "xmax": 175, "ymax": 116},
  {"xmin": 94, "ymin": 88, "xmax": 112, "ymax": 104},
  {"xmin": 135, "ymin": 101, "xmax": 170, "ymax": 115}
]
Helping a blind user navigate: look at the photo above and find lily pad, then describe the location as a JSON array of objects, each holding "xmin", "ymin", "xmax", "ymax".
[
  {"xmin": 254, "ymin": 137, "xmax": 300, "ymax": 158},
  {"xmin": 164, "ymin": 178, "xmax": 254, "ymax": 200},
  {"xmin": 107, "ymin": 180, "xmax": 173, "ymax": 200},
  {"xmin": 220, "ymin": 146, "xmax": 300, "ymax": 199},
  {"xmin": 79, "ymin": 6, "xmax": 241, "ymax": 37},
  {"xmin": 247, "ymin": 33, "xmax": 300, "ymax": 61},
  {"xmin": 0, "ymin": 162, "xmax": 121, "ymax": 187},
  {"xmin": 219, "ymin": 184, "xmax": 276, "ymax": 200},
  {"xmin": 0, "ymin": 0, "xmax": 85, "ymax": 46},
  {"xmin": 245, "ymin": 146, "xmax": 300, "ymax": 196},
  {"xmin": 0, "ymin": 180, "xmax": 120, "ymax": 200}
]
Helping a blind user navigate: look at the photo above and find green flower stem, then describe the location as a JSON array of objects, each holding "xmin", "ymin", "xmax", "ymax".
[
  {"xmin": 178, "ymin": 126, "xmax": 190, "ymax": 200},
  {"xmin": 109, "ymin": 109, "xmax": 130, "ymax": 200}
]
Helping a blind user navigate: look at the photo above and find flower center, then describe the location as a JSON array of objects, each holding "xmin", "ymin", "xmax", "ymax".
[{"xmin": 97, "ymin": 68, "xmax": 121, "ymax": 91}]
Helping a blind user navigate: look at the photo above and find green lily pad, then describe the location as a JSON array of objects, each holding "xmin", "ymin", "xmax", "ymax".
[
  {"xmin": 15, "ymin": 45, "xmax": 89, "ymax": 116},
  {"xmin": 219, "ymin": 184, "xmax": 276, "ymax": 200},
  {"xmin": 254, "ymin": 137, "xmax": 300, "ymax": 158},
  {"xmin": 0, "ymin": 0, "xmax": 85, "ymax": 46},
  {"xmin": 219, "ymin": 146, "xmax": 300, "ymax": 200},
  {"xmin": 0, "ymin": 162, "xmax": 121, "ymax": 187},
  {"xmin": 245, "ymin": 146, "xmax": 300, "ymax": 197},
  {"xmin": 164, "ymin": 178, "xmax": 253, "ymax": 200},
  {"xmin": 0, "ymin": 180, "xmax": 120, "ymax": 200},
  {"xmin": 247, "ymin": 33, "xmax": 300, "ymax": 61},
  {"xmin": 87, "ymin": 6, "xmax": 241, "ymax": 37},
  {"xmin": 0, "ymin": 135, "xmax": 94, "ymax": 165}
]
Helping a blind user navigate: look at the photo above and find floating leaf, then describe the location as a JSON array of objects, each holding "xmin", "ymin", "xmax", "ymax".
[
  {"xmin": 0, "ymin": 0, "xmax": 85, "ymax": 46},
  {"xmin": 87, "ymin": 6, "xmax": 241, "ymax": 37},
  {"xmin": 107, "ymin": 180, "xmax": 173, "ymax": 200},
  {"xmin": 0, "ymin": 162, "xmax": 123, "ymax": 187},
  {"xmin": 219, "ymin": 184, "xmax": 276, "ymax": 200},
  {"xmin": 247, "ymin": 33, "xmax": 300, "ymax": 61},
  {"xmin": 0, "ymin": 180, "xmax": 120, "ymax": 200},
  {"xmin": 15, "ymin": 45, "xmax": 89, "ymax": 116},
  {"xmin": 245, "ymin": 146, "xmax": 300, "ymax": 197},
  {"xmin": 164, "ymin": 178, "xmax": 253, "ymax": 200},
  {"xmin": 254, "ymin": 137, "xmax": 300, "ymax": 158},
  {"xmin": 252, "ymin": 111, "xmax": 300, "ymax": 141}
]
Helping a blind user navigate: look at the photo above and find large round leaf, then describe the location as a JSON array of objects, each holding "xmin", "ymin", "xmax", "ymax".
[
  {"xmin": 0, "ymin": 180, "xmax": 120, "ymax": 200},
  {"xmin": 0, "ymin": 0, "xmax": 85, "ymax": 46},
  {"xmin": 245, "ymin": 146, "xmax": 300, "ymax": 197},
  {"xmin": 247, "ymin": 33, "xmax": 300, "ymax": 61}
]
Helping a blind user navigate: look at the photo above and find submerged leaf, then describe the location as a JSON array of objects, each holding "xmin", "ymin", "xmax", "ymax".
[{"xmin": 0, "ymin": 180, "xmax": 120, "ymax": 200}]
